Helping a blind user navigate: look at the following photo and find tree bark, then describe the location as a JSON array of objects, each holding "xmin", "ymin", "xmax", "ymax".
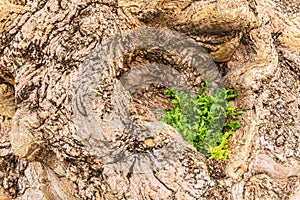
[{"xmin": 0, "ymin": 0, "xmax": 300, "ymax": 199}]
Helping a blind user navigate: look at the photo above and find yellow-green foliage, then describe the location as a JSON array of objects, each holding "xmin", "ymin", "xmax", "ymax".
[{"xmin": 161, "ymin": 81, "xmax": 243, "ymax": 160}]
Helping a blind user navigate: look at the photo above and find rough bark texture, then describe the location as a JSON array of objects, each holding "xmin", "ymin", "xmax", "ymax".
[{"xmin": 0, "ymin": 0, "xmax": 299, "ymax": 199}]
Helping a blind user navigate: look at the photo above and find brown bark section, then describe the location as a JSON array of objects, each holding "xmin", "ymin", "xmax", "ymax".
[{"xmin": 0, "ymin": 0, "xmax": 299, "ymax": 199}]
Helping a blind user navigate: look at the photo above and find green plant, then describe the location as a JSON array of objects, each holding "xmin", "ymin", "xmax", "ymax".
[{"xmin": 160, "ymin": 81, "xmax": 243, "ymax": 160}]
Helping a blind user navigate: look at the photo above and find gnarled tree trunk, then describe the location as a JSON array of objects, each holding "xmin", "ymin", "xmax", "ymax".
[{"xmin": 0, "ymin": 0, "xmax": 300, "ymax": 199}]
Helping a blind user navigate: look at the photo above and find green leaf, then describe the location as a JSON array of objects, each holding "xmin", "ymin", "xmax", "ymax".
[{"xmin": 161, "ymin": 81, "xmax": 243, "ymax": 160}]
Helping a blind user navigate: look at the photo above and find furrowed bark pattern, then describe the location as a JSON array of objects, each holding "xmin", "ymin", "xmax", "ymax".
[{"xmin": 0, "ymin": 0, "xmax": 299, "ymax": 199}]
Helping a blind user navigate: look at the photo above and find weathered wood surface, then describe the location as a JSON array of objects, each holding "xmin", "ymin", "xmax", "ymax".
[{"xmin": 0, "ymin": 0, "xmax": 299, "ymax": 199}]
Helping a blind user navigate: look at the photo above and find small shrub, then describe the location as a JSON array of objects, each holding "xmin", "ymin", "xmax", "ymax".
[{"xmin": 160, "ymin": 81, "xmax": 243, "ymax": 160}]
